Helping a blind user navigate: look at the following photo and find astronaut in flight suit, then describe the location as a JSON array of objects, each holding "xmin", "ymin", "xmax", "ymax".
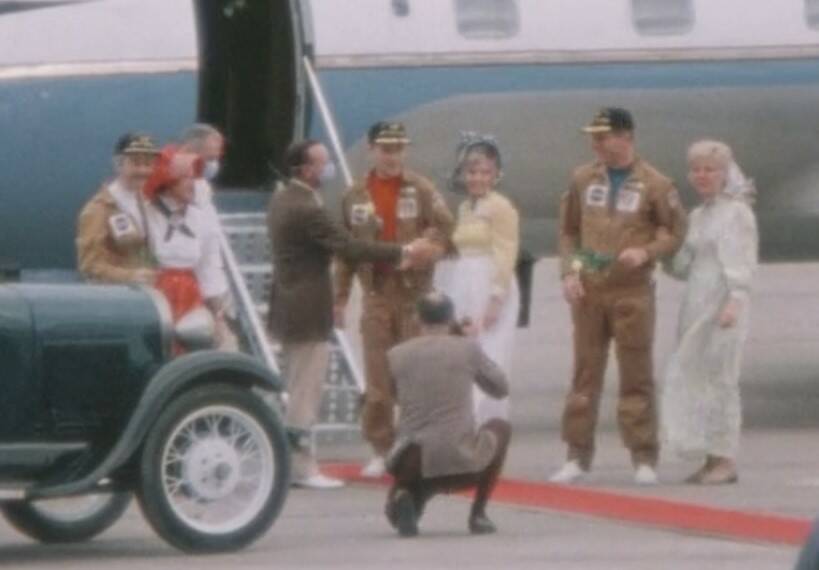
[
  {"xmin": 550, "ymin": 107, "xmax": 687, "ymax": 485},
  {"xmin": 334, "ymin": 121, "xmax": 454, "ymax": 477}
]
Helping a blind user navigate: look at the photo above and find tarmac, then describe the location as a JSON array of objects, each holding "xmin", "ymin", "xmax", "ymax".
[{"xmin": 2, "ymin": 259, "xmax": 818, "ymax": 569}]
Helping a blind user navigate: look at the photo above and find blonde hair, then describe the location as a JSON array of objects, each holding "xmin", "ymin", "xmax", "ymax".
[
  {"xmin": 686, "ymin": 139, "xmax": 734, "ymax": 171},
  {"xmin": 687, "ymin": 139, "xmax": 755, "ymax": 202}
]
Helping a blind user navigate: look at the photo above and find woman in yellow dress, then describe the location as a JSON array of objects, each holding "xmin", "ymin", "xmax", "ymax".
[{"xmin": 434, "ymin": 134, "xmax": 520, "ymax": 422}]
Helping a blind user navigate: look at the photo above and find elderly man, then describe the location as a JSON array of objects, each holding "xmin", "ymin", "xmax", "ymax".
[
  {"xmin": 76, "ymin": 133, "xmax": 159, "ymax": 284},
  {"xmin": 334, "ymin": 121, "xmax": 455, "ymax": 477},
  {"xmin": 550, "ymin": 107, "xmax": 687, "ymax": 485},
  {"xmin": 179, "ymin": 123, "xmax": 224, "ymax": 205},
  {"xmin": 385, "ymin": 292, "xmax": 511, "ymax": 537},
  {"xmin": 267, "ymin": 139, "xmax": 437, "ymax": 489}
]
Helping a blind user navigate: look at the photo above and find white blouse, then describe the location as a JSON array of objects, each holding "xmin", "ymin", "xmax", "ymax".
[{"xmin": 144, "ymin": 196, "xmax": 227, "ymax": 299}]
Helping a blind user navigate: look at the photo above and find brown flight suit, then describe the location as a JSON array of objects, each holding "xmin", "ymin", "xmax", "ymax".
[
  {"xmin": 335, "ymin": 170, "xmax": 454, "ymax": 456},
  {"xmin": 76, "ymin": 183, "xmax": 152, "ymax": 283},
  {"xmin": 558, "ymin": 157, "xmax": 687, "ymax": 469}
]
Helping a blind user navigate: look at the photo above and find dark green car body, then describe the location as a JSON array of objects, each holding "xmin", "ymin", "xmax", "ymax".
[{"xmin": 0, "ymin": 283, "xmax": 282, "ymax": 498}]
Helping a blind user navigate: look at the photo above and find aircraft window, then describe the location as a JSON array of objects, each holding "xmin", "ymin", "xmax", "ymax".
[
  {"xmin": 392, "ymin": 0, "xmax": 410, "ymax": 17},
  {"xmin": 806, "ymin": 0, "xmax": 819, "ymax": 29},
  {"xmin": 455, "ymin": 0, "xmax": 519, "ymax": 39},
  {"xmin": 632, "ymin": 0, "xmax": 694, "ymax": 36}
]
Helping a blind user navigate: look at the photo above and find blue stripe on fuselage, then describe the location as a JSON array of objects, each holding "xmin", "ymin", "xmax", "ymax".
[
  {"xmin": 0, "ymin": 71, "xmax": 195, "ymax": 269},
  {"xmin": 316, "ymin": 58, "xmax": 819, "ymax": 145}
]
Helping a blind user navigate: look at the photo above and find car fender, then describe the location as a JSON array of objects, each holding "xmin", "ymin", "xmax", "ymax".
[{"xmin": 29, "ymin": 350, "xmax": 283, "ymax": 499}]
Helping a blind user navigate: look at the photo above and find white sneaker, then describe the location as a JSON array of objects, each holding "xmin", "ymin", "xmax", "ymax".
[
  {"xmin": 292, "ymin": 473, "xmax": 345, "ymax": 490},
  {"xmin": 634, "ymin": 464, "xmax": 659, "ymax": 485},
  {"xmin": 360, "ymin": 456, "xmax": 386, "ymax": 478},
  {"xmin": 549, "ymin": 460, "xmax": 588, "ymax": 484}
]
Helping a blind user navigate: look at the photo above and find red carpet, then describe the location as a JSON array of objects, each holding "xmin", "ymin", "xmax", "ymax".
[{"xmin": 323, "ymin": 463, "xmax": 812, "ymax": 546}]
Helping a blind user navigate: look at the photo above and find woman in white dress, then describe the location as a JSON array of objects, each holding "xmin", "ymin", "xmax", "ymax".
[
  {"xmin": 434, "ymin": 135, "xmax": 520, "ymax": 422},
  {"xmin": 661, "ymin": 140, "xmax": 758, "ymax": 484}
]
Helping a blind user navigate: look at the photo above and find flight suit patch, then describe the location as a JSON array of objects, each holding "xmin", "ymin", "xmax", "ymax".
[
  {"xmin": 585, "ymin": 184, "xmax": 608, "ymax": 208},
  {"xmin": 616, "ymin": 190, "xmax": 642, "ymax": 213},
  {"xmin": 109, "ymin": 213, "xmax": 139, "ymax": 240},
  {"xmin": 351, "ymin": 203, "xmax": 373, "ymax": 226},
  {"xmin": 397, "ymin": 197, "xmax": 418, "ymax": 219}
]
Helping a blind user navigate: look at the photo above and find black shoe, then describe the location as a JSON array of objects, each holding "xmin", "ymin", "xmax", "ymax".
[
  {"xmin": 385, "ymin": 499, "xmax": 398, "ymax": 529},
  {"xmin": 393, "ymin": 490, "xmax": 418, "ymax": 537},
  {"xmin": 469, "ymin": 513, "xmax": 497, "ymax": 535}
]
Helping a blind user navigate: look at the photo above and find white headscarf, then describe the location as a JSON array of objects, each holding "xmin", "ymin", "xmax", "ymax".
[{"xmin": 723, "ymin": 162, "xmax": 756, "ymax": 204}]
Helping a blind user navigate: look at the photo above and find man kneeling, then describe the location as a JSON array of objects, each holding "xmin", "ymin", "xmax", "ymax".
[{"xmin": 384, "ymin": 292, "xmax": 511, "ymax": 537}]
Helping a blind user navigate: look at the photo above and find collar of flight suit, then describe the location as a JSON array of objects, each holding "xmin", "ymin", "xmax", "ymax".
[
  {"xmin": 589, "ymin": 156, "xmax": 652, "ymax": 186},
  {"xmin": 349, "ymin": 168, "xmax": 429, "ymax": 198}
]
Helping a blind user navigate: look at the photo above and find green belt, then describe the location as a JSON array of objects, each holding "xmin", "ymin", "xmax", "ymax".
[{"xmin": 571, "ymin": 249, "xmax": 615, "ymax": 273}]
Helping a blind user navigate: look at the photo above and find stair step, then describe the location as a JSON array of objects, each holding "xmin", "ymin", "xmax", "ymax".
[{"xmin": 219, "ymin": 210, "xmax": 362, "ymax": 443}]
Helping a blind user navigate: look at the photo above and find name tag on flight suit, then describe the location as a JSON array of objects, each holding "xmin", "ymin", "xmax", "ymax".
[
  {"xmin": 585, "ymin": 184, "xmax": 608, "ymax": 208},
  {"xmin": 616, "ymin": 189, "xmax": 642, "ymax": 213},
  {"xmin": 397, "ymin": 197, "xmax": 418, "ymax": 219},
  {"xmin": 108, "ymin": 213, "xmax": 139, "ymax": 240}
]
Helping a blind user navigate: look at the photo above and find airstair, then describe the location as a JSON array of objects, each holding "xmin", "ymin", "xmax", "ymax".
[{"xmin": 217, "ymin": 210, "xmax": 364, "ymax": 445}]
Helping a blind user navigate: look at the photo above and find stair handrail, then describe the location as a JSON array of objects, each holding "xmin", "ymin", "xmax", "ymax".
[
  {"xmin": 217, "ymin": 224, "xmax": 280, "ymax": 376},
  {"xmin": 302, "ymin": 55, "xmax": 365, "ymax": 393}
]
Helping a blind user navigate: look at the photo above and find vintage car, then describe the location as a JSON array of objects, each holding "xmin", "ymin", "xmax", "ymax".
[{"xmin": 0, "ymin": 283, "xmax": 290, "ymax": 553}]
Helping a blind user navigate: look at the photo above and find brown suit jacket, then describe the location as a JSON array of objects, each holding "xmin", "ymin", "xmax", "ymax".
[
  {"xmin": 387, "ymin": 333, "xmax": 509, "ymax": 478},
  {"xmin": 267, "ymin": 179, "xmax": 401, "ymax": 343}
]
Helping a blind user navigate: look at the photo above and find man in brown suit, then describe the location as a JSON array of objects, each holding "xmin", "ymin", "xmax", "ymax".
[
  {"xmin": 267, "ymin": 139, "xmax": 436, "ymax": 489},
  {"xmin": 385, "ymin": 292, "xmax": 511, "ymax": 537}
]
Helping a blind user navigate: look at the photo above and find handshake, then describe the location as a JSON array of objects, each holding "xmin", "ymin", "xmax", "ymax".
[{"xmin": 398, "ymin": 237, "xmax": 445, "ymax": 270}]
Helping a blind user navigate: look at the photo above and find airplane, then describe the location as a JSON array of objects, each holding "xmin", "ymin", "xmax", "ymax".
[{"xmin": 2, "ymin": 0, "xmax": 819, "ymax": 282}]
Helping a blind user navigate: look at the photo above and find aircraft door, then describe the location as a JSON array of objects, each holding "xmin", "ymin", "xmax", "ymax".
[{"xmin": 193, "ymin": 0, "xmax": 309, "ymax": 188}]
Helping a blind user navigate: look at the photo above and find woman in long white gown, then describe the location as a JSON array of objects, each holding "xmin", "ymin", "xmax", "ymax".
[
  {"xmin": 434, "ymin": 135, "xmax": 520, "ymax": 423},
  {"xmin": 661, "ymin": 140, "xmax": 758, "ymax": 484}
]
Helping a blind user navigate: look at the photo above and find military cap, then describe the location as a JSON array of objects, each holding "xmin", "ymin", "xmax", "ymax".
[
  {"xmin": 114, "ymin": 132, "xmax": 160, "ymax": 156},
  {"xmin": 581, "ymin": 107, "xmax": 635, "ymax": 134},
  {"xmin": 368, "ymin": 121, "xmax": 410, "ymax": 145}
]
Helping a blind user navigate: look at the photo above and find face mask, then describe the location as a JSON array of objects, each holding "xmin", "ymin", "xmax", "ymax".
[
  {"xmin": 202, "ymin": 159, "xmax": 220, "ymax": 181},
  {"xmin": 319, "ymin": 161, "xmax": 337, "ymax": 184}
]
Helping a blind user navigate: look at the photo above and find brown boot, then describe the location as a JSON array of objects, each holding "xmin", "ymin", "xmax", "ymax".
[
  {"xmin": 699, "ymin": 457, "xmax": 738, "ymax": 485},
  {"xmin": 684, "ymin": 455, "xmax": 716, "ymax": 484}
]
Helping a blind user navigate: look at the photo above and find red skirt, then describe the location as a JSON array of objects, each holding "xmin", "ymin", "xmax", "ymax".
[{"xmin": 154, "ymin": 268, "xmax": 203, "ymax": 322}]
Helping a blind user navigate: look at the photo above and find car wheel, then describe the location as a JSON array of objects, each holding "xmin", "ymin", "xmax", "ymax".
[
  {"xmin": 1, "ymin": 493, "xmax": 131, "ymax": 543},
  {"xmin": 137, "ymin": 383, "xmax": 290, "ymax": 553}
]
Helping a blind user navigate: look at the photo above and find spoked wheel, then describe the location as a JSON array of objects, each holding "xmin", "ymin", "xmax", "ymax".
[
  {"xmin": 1, "ymin": 493, "xmax": 131, "ymax": 543},
  {"xmin": 137, "ymin": 383, "xmax": 290, "ymax": 553}
]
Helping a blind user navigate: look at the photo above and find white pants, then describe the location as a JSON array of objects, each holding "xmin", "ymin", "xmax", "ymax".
[{"xmin": 434, "ymin": 255, "xmax": 519, "ymax": 424}]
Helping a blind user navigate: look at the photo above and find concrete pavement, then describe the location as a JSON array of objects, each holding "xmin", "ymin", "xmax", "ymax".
[{"xmin": 1, "ymin": 259, "xmax": 818, "ymax": 568}]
